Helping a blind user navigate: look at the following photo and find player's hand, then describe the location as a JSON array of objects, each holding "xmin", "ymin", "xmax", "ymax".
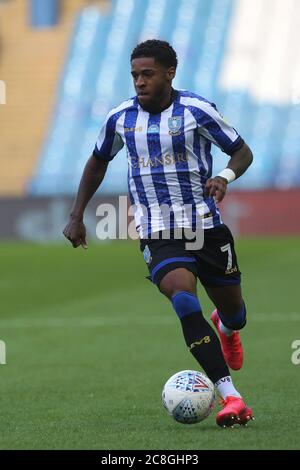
[
  {"xmin": 63, "ymin": 216, "xmax": 88, "ymax": 249},
  {"xmin": 205, "ymin": 176, "xmax": 228, "ymax": 203}
]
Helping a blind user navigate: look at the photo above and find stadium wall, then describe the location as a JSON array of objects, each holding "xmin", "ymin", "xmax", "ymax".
[
  {"xmin": 0, "ymin": 190, "xmax": 299, "ymax": 241},
  {"xmin": 219, "ymin": 189, "xmax": 300, "ymax": 236}
]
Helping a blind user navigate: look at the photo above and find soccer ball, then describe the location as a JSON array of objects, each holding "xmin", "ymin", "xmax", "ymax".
[{"xmin": 162, "ymin": 370, "xmax": 215, "ymax": 424}]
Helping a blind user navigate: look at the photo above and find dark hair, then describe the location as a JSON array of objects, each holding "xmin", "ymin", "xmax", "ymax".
[{"xmin": 131, "ymin": 39, "xmax": 178, "ymax": 69}]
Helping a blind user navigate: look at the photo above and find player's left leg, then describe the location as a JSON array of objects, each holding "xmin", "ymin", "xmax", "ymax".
[
  {"xmin": 195, "ymin": 224, "xmax": 246, "ymax": 371},
  {"xmin": 194, "ymin": 226, "xmax": 253, "ymax": 425},
  {"xmin": 203, "ymin": 283, "xmax": 253, "ymax": 426},
  {"xmin": 159, "ymin": 269, "xmax": 253, "ymax": 427},
  {"xmin": 205, "ymin": 284, "xmax": 246, "ymax": 371}
]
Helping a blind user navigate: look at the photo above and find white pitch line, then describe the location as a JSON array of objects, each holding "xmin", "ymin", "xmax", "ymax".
[{"xmin": 0, "ymin": 313, "xmax": 299, "ymax": 328}]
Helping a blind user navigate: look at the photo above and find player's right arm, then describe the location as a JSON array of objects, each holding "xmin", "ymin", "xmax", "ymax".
[
  {"xmin": 63, "ymin": 109, "xmax": 124, "ymax": 248},
  {"xmin": 63, "ymin": 155, "xmax": 109, "ymax": 248}
]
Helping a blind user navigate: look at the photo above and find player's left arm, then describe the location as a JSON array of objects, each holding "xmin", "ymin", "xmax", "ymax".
[
  {"xmin": 195, "ymin": 101, "xmax": 253, "ymax": 203},
  {"xmin": 205, "ymin": 142, "xmax": 253, "ymax": 202}
]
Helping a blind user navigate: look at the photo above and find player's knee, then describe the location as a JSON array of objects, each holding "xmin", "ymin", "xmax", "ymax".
[
  {"xmin": 171, "ymin": 291, "xmax": 201, "ymax": 319},
  {"xmin": 158, "ymin": 268, "xmax": 196, "ymax": 299},
  {"xmin": 218, "ymin": 302, "xmax": 247, "ymax": 330}
]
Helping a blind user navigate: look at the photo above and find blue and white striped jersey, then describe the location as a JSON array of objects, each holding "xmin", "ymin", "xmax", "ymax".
[{"xmin": 94, "ymin": 90, "xmax": 243, "ymax": 238}]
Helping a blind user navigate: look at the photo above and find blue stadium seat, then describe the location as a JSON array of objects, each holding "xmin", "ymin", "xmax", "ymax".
[
  {"xmin": 276, "ymin": 104, "xmax": 300, "ymax": 187},
  {"xmin": 193, "ymin": 0, "xmax": 233, "ymax": 101},
  {"xmin": 30, "ymin": 6, "xmax": 111, "ymax": 194},
  {"xmin": 30, "ymin": 0, "xmax": 300, "ymax": 194}
]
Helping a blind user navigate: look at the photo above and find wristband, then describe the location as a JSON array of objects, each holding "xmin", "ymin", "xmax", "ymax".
[{"xmin": 216, "ymin": 168, "xmax": 236, "ymax": 183}]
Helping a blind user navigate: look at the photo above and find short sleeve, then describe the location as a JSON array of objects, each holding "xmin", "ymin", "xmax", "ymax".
[
  {"xmin": 194, "ymin": 101, "xmax": 244, "ymax": 155},
  {"xmin": 93, "ymin": 112, "xmax": 124, "ymax": 161}
]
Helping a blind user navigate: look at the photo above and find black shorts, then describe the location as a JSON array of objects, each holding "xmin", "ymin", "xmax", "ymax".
[{"xmin": 140, "ymin": 224, "xmax": 241, "ymax": 288}]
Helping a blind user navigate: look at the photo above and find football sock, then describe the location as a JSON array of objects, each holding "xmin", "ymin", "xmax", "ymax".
[
  {"xmin": 172, "ymin": 292, "xmax": 230, "ymax": 384},
  {"xmin": 217, "ymin": 302, "xmax": 247, "ymax": 334},
  {"xmin": 219, "ymin": 322, "xmax": 234, "ymax": 336},
  {"xmin": 214, "ymin": 376, "xmax": 242, "ymax": 399}
]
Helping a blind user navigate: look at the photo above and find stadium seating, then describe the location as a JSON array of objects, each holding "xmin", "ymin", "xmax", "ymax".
[
  {"xmin": 29, "ymin": 0, "xmax": 300, "ymax": 194},
  {"xmin": 0, "ymin": 0, "xmax": 89, "ymax": 195}
]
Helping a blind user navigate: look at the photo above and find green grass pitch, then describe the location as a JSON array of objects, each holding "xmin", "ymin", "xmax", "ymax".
[{"xmin": 0, "ymin": 238, "xmax": 299, "ymax": 450}]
